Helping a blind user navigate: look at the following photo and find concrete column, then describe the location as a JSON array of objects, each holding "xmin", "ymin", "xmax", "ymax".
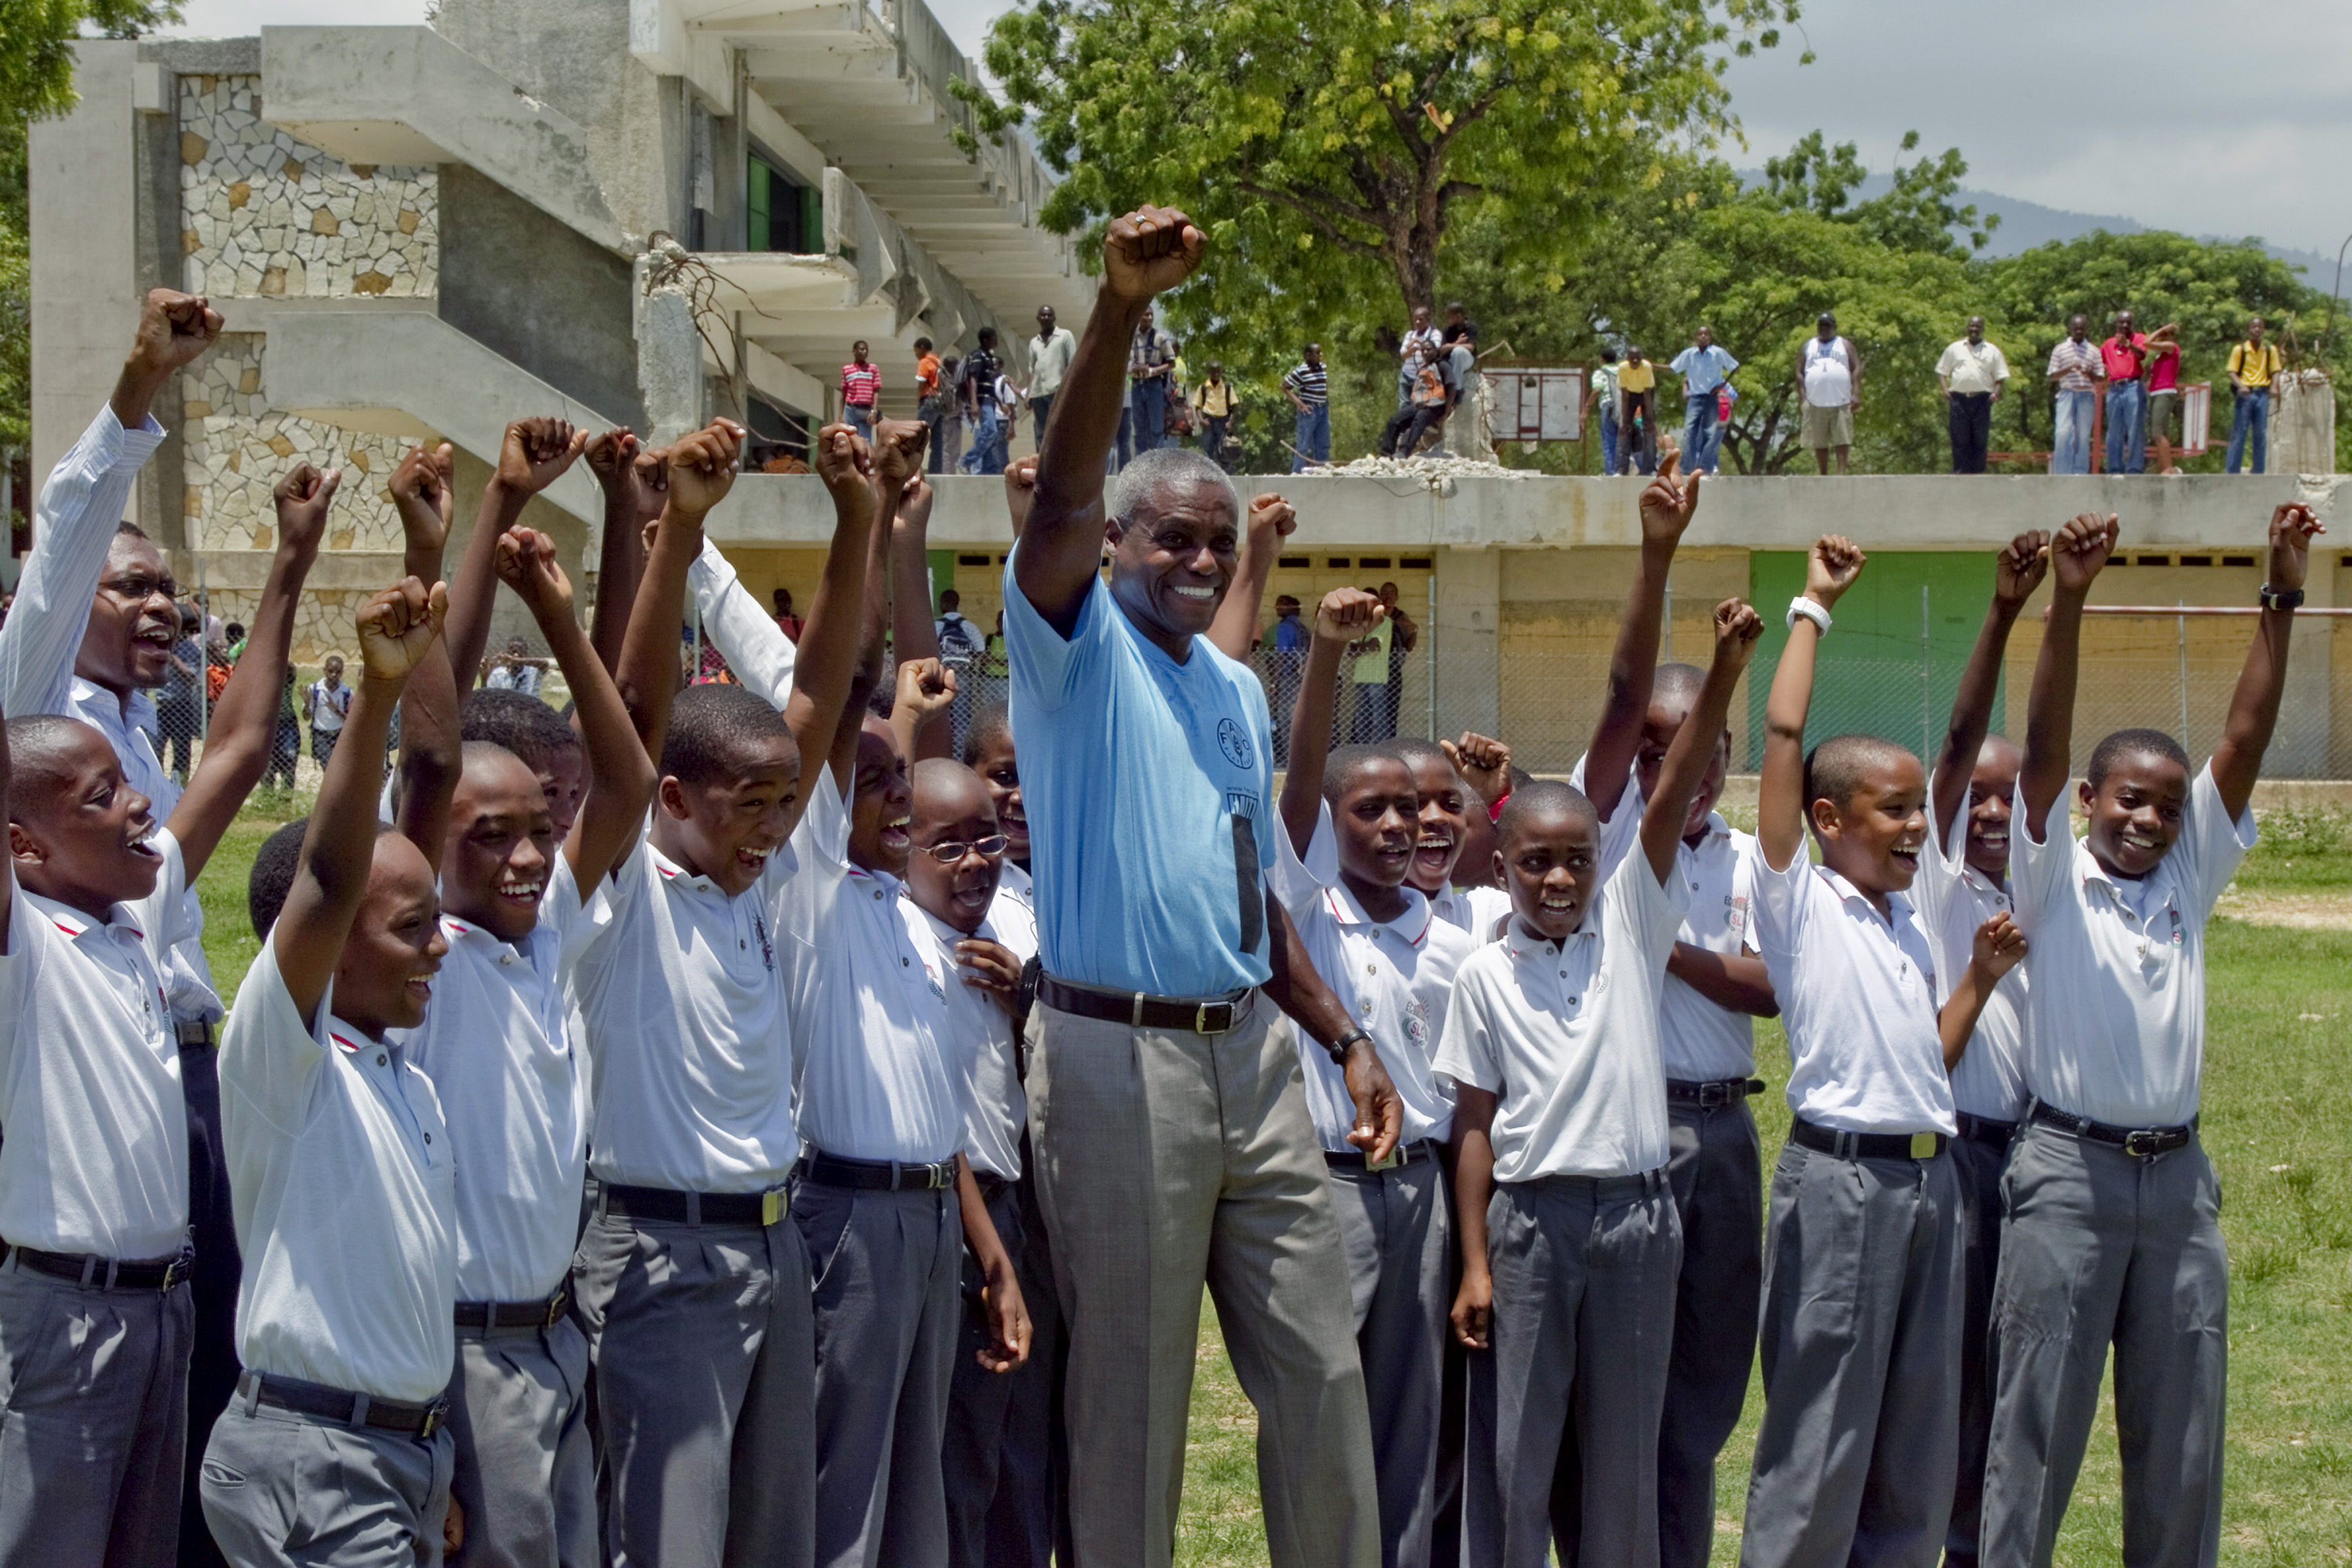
[
  {"xmin": 2272, "ymin": 477, "xmax": 2343, "ymax": 776},
  {"xmin": 634, "ymin": 259, "xmax": 702, "ymax": 445},
  {"xmin": 1433, "ymin": 545, "xmax": 1500, "ymax": 740},
  {"xmin": 28, "ymin": 41, "xmax": 140, "ymax": 508}
]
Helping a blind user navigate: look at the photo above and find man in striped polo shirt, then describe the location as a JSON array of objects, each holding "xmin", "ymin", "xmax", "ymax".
[
  {"xmin": 841, "ymin": 340, "xmax": 881, "ymax": 442},
  {"xmin": 1284, "ymin": 345, "xmax": 1331, "ymax": 471}
]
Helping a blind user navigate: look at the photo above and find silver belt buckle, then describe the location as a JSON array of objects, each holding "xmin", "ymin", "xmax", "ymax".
[
  {"xmin": 2123, "ymin": 1129, "xmax": 2164, "ymax": 1158},
  {"xmin": 1365, "ymin": 1143, "xmax": 1405, "ymax": 1173},
  {"xmin": 1195, "ymin": 999, "xmax": 1234, "ymax": 1034}
]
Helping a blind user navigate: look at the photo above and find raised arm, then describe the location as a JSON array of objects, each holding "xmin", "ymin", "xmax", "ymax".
[
  {"xmin": 388, "ymin": 444, "xmax": 461, "ymax": 862},
  {"xmin": 2210, "ymin": 503, "xmax": 2323, "ymax": 819},
  {"xmin": 274, "ymin": 580, "xmax": 446, "ymax": 1026},
  {"xmin": 826, "ymin": 427, "xmax": 925, "ymax": 788},
  {"xmin": 498, "ymin": 528, "xmax": 657, "ymax": 889},
  {"xmin": 2017, "ymin": 513, "xmax": 2117, "ymax": 830},
  {"xmin": 1931, "ymin": 531, "xmax": 2047, "ymax": 834},
  {"xmin": 1938, "ymin": 913, "xmax": 2027, "ymax": 1069},
  {"xmin": 1759, "ymin": 535, "xmax": 1867, "ymax": 872},
  {"xmin": 1207, "ymin": 493, "xmax": 1297, "ymax": 662},
  {"xmin": 167, "ymin": 466, "xmax": 331, "ymax": 881},
  {"xmin": 776, "ymin": 425, "xmax": 883, "ymax": 830},
  {"xmin": 1643, "ymin": 598, "xmax": 1759, "ymax": 883},
  {"xmin": 1015, "ymin": 205, "xmax": 1205, "ymax": 633},
  {"xmin": 1584, "ymin": 451, "xmax": 1701, "ymax": 821},
  {"xmin": 617, "ymin": 423, "xmax": 735, "ymax": 764},
  {"xmin": 444, "ymin": 418, "xmax": 589, "ymax": 690},
  {"xmin": 887, "ymin": 658, "xmax": 956, "ymax": 766},
  {"xmin": 583, "ymin": 429, "xmax": 666, "ymax": 674},
  {"xmin": 1280, "ymin": 587, "xmax": 1383, "ymax": 855},
  {"xmin": 888, "ymin": 472, "xmax": 956, "ymax": 760}
]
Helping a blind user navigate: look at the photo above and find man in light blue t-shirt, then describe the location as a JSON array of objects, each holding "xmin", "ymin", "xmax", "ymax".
[
  {"xmin": 1004, "ymin": 202, "xmax": 1399, "ymax": 1568},
  {"xmin": 1671, "ymin": 325, "xmax": 1740, "ymax": 475}
]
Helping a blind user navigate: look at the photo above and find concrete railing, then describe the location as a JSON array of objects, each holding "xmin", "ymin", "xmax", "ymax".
[{"xmin": 819, "ymin": 168, "xmax": 983, "ymax": 344}]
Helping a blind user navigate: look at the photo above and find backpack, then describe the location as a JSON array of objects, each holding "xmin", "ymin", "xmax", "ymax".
[{"xmin": 936, "ymin": 613, "xmax": 983, "ymax": 663}]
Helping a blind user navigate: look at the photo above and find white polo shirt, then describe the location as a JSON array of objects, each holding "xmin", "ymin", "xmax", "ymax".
[
  {"xmin": 1271, "ymin": 803, "xmax": 1471, "ymax": 1151},
  {"xmin": 1429, "ymin": 883, "xmax": 1511, "ymax": 944},
  {"xmin": 995, "ymin": 858, "xmax": 1035, "ymax": 917},
  {"xmin": 220, "ymin": 941, "xmax": 456, "ymax": 1403},
  {"xmin": 916, "ymin": 894, "xmax": 1037, "ymax": 1181},
  {"xmin": 1658, "ymin": 814, "xmax": 1763, "ymax": 1083},
  {"xmin": 1752, "ymin": 851, "xmax": 1953, "ymax": 1136},
  {"xmin": 392, "ymin": 858, "xmax": 595, "ymax": 1303},
  {"xmin": 779, "ymin": 772, "xmax": 965, "ymax": 1165},
  {"xmin": 570, "ymin": 830, "xmax": 802, "ymax": 1194},
  {"xmin": 2009, "ymin": 765, "xmax": 2251, "ymax": 1128},
  {"xmin": 0, "ymin": 835, "xmax": 191, "ymax": 1260},
  {"xmin": 1914, "ymin": 792, "xmax": 2029, "ymax": 1121},
  {"xmin": 1433, "ymin": 848, "xmax": 1688, "ymax": 1181}
]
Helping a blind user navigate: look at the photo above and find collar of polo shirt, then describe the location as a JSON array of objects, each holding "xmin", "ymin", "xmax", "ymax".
[
  {"xmin": 22, "ymin": 889, "xmax": 142, "ymax": 945},
  {"xmin": 1321, "ymin": 878, "xmax": 1433, "ymax": 947},
  {"xmin": 1501, "ymin": 911, "xmax": 1596, "ymax": 957},
  {"xmin": 648, "ymin": 840, "xmax": 725, "ymax": 896},
  {"xmin": 1816, "ymin": 865, "xmax": 1917, "ymax": 927}
]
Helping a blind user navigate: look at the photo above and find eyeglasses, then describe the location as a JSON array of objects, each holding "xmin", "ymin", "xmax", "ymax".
[
  {"xmin": 99, "ymin": 574, "xmax": 180, "ymax": 604},
  {"xmin": 921, "ymin": 834, "xmax": 1008, "ymax": 863}
]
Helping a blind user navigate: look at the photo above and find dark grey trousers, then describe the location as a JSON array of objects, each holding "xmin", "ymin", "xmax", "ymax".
[
  {"xmin": 1658, "ymin": 1101, "xmax": 1763, "ymax": 1568},
  {"xmin": 1328, "ymin": 1158, "xmax": 1450, "ymax": 1568},
  {"xmin": 200, "ymin": 1392, "xmax": 455, "ymax": 1567},
  {"xmin": 0, "ymin": 1257, "xmax": 192, "ymax": 1567},
  {"xmin": 1980, "ymin": 1120, "xmax": 2227, "ymax": 1568},
  {"xmin": 1944, "ymin": 1129, "xmax": 2011, "ymax": 1567},
  {"xmin": 447, "ymin": 1316, "xmax": 597, "ymax": 1568},
  {"xmin": 572, "ymin": 1211, "xmax": 815, "ymax": 1568},
  {"xmin": 942, "ymin": 1181, "xmax": 1041, "ymax": 1568},
  {"xmin": 1466, "ymin": 1170, "xmax": 1681, "ymax": 1568},
  {"xmin": 1738, "ymin": 1141, "xmax": 1962, "ymax": 1568},
  {"xmin": 793, "ymin": 1178, "xmax": 962, "ymax": 1568},
  {"xmin": 987, "ymin": 1151, "xmax": 1066, "ymax": 1566}
]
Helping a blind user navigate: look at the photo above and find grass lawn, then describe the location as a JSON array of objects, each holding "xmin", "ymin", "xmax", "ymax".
[{"xmin": 185, "ymin": 800, "xmax": 2352, "ymax": 1567}]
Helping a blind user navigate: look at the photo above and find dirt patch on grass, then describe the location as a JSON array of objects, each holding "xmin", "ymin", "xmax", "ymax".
[{"xmin": 2217, "ymin": 889, "xmax": 2352, "ymax": 930}]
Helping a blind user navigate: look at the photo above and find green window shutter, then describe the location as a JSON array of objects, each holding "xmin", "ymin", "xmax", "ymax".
[
  {"xmin": 803, "ymin": 184, "xmax": 824, "ymax": 255},
  {"xmin": 747, "ymin": 159, "xmax": 772, "ymax": 252}
]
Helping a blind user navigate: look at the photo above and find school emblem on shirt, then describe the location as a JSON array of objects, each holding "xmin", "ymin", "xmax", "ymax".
[
  {"xmin": 1217, "ymin": 717, "xmax": 1254, "ymax": 770},
  {"xmin": 1725, "ymin": 894, "xmax": 1747, "ymax": 934},
  {"xmin": 1404, "ymin": 999, "xmax": 1429, "ymax": 1052}
]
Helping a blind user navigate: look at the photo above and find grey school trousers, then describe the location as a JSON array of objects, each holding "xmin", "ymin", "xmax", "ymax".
[
  {"xmin": 446, "ymin": 1315, "xmax": 596, "ymax": 1568},
  {"xmin": 792, "ymin": 1177, "xmax": 962, "ymax": 1568},
  {"xmin": 0, "ymin": 1254, "xmax": 191, "ymax": 1567},
  {"xmin": 1027, "ymin": 999, "xmax": 1382, "ymax": 1568},
  {"xmin": 943, "ymin": 1179, "xmax": 1037, "ymax": 1568},
  {"xmin": 1738, "ymin": 1139, "xmax": 1963, "ymax": 1568},
  {"xmin": 1466, "ymin": 1169, "xmax": 1681, "ymax": 1568},
  {"xmin": 1658, "ymin": 1099, "xmax": 1763, "ymax": 1568},
  {"xmin": 199, "ymin": 1385, "xmax": 455, "ymax": 1567},
  {"xmin": 572, "ymin": 1208, "xmax": 815, "ymax": 1568},
  {"xmin": 1328, "ymin": 1156, "xmax": 1450, "ymax": 1568},
  {"xmin": 1980, "ymin": 1119, "xmax": 2227, "ymax": 1568},
  {"xmin": 1944, "ymin": 1124, "xmax": 2012, "ymax": 1567}
]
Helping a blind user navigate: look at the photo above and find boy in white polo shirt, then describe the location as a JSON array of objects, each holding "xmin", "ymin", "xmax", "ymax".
[
  {"xmin": 0, "ymin": 466, "xmax": 316, "ymax": 1567},
  {"xmin": 1982, "ymin": 503, "xmax": 2322, "ymax": 1567},
  {"xmin": 566, "ymin": 420, "xmax": 879, "ymax": 1568},
  {"xmin": 1274, "ymin": 587, "xmax": 1475, "ymax": 1568},
  {"xmin": 1740, "ymin": 534, "xmax": 2027, "ymax": 1568},
  {"xmin": 1911, "ymin": 529, "xmax": 2046, "ymax": 1568},
  {"xmin": 387, "ymin": 480, "xmax": 662, "ymax": 1565},
  {"xmin": 1438, "ymin": 598, "xmax": 1759, "ymax": 1568},
  {"xmin": 202, "ymin": 574, "xmax": 459, "ymax": 1566}
]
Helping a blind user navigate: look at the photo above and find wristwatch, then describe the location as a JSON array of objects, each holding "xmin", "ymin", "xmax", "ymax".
[
  {"xmin": 1786, "ymin": 596, "xmax": 1833, "ymax": 636},
  {"xmin": 1326, "ymin": 1027, "xmax": 1371, "ymax": 1065},
  {"xmin": 2259, "ymin": 585, "xmax": 2304, "ymax": 612}
]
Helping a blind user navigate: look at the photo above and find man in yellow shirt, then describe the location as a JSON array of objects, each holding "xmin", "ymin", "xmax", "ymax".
[
  {"xmin": 1617, "ymin": 347, "xmax": 1659, "ymax": 475},
  {"xmin": 1194, "ymin": 361, "xmax": 1236, "ymax": 471},
  {"xmin": 2225, "ymin": 316, "xmax": 2283, "ymax": 474}
]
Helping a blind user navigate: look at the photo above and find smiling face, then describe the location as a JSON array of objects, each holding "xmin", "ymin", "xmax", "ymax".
[
  {"xmin": 1499, "ymin": 803, "xmax": 1601, "ymax": 942},
  {"xmin": 848, "ymin": 718, "xmax": 914, "ymax": 877},
  {"xmin": 8, "ymin": 723, "xmax": 163, "ymax": 915},
  {"xmin": 1329, "ymin": 755, "xmax": 1419, "ymax": 911},
  {"xmin": 2080, "ymin": 749, "xmax": 2189, "ymax": 879},
  {"xmin": 538, "ymin": 742, "xmax": 585, "ymax": 841},
  {"xmin": 651, "ymin": 736, "xmax": 802, "ymax": 897},
  {"xmin": 74, "ymin": 532, "xmax": 179, "ymax": 696},
  {"xmin": 333, "ymin": 833, "xmax": 448, "ymax": 1037},
  {"xmin": 906, "ymin": 764, "xmax": 1002, "ymax": 934},
  {"xmin": 1633, "ymin": 690, "xmax": 1730, "ymax": 843},
  {"xmin": 1965, "ymin": 737, "xmax": 2023, "ymax": 881},
  {"xmin": 1967, "ymin": 316, "xmax": 1985, "ymax": 343},
  {"xmin": 968, "ymin": 727, "xmax": 1026, "ymax": 866},
  {"xmin": 1105, "ymin": 476, "xmax": 1239, "ymax": 654},
  {"xmin": 1403, "ymin": 753, "xmax": 1471, "ymax": 894},
  {"xmin": 440, "ymin": 747, "xmax": 555, "ymax": 944},
  {"xmin": 1811, "ymin": 751, "xmax": 1929, "ymax": 898}
]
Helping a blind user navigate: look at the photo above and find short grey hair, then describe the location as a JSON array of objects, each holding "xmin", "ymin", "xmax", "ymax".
[{"xmin": 1110, "ymin": 447, "xmax": 1239, "ymax": 529}]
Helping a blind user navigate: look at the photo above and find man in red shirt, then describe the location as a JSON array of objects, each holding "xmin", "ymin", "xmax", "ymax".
[
  {"xmin": 841, "ymin": 339, "xmax": 881, "ymax": 442},
  {"xmin": 2142, "ymin": 322, "xmax": 2183, "ymax": 475},
  {"xmin": 2099, "ymin": 310, "xmax": 2149, "ymax": 474}
]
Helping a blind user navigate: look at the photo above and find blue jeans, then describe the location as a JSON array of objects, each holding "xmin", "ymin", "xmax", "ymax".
[
  {"xmin": 1293, "ymin": 403, "xmax": 1331, "ymax": 470},
  {"xmin": 1682, "ymin": 393, "xmax": 1721, "ymax": 472},
  {"xmin": 846, "ymin": 405, "xmax": 874, "ymax": 444},
  {"xmin": 960, "ymin": 407, "xmax": 1006, "ymax": 474},
  {"xmin": 1130, "ymin": 381, "xmax": 1166, "ymax": 453},
  {"xmin": 2104, "ymin": 380, "xmax": 2146, "ymax": 474},
  {"xmin": 1600, "ymin": 408, "xmax": 1620, "ymax": 476},
  {"xmin": 2226, "ymin": 389, "xmax": 2269, "ymax": 473},
  {"xmin": 1030, "ymin": 394, "xmax": 1054, "ymax": 447},
  {"xmin": 2051, "ymin": 389, "xmax": 2095, "ymax": 474}
]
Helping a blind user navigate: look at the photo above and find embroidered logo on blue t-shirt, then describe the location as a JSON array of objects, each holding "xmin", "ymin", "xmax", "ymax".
[{"xmin": 1217, "ymin": 717, "xmax": 1254, "ymax": 770}]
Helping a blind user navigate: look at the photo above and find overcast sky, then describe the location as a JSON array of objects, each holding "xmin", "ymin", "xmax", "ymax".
[{"xmin": 165, "ymin": 0, "xmax": 2351, "ymax": 263}]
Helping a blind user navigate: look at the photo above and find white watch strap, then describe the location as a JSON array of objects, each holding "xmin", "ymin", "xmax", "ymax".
[{"xmin": 1786, "ymin": 596, "xmax": 1833, "ymax": 635}]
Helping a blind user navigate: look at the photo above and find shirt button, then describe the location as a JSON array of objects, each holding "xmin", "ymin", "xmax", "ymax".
[
  {"xmin": 423, "ymin": 1132, "xmax": 432, "ymax": 1143},
  {"xmin": 902, "ymin": 957, "xmax": 910, "ymax": 967},
  {"xmin": 376, "ymin": 1054, "xmax": 387, "ymax": 1066}
]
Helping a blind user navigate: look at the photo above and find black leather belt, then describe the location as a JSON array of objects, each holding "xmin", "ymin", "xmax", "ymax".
[
  {"xmin": 599, "ymin": 1182, "xmax": 785, "ymax": 1227},
  {"xmin": 238, "ymin": 1369, "xmax": 448, "ymax": 1439},
  {"xmin": 1667, "ymin": 1077, "xmax": 1764, "ymax": 1108},
  {"xmin": 1037, "ymin": 975, "xmax": 1254, "ymax": 1035},
  {"xmin": 454, "ymin": 1286, "xmax": 568, "ymax": 1332},
  {"xmin": 1325, "ymin": 1139, "xmax": 1439, "ymax": 1172},
  {"xmin": 176, "ymin": 1019, "xmax": 218, "ymax": 1051},
  {"xmin": 796, "ymin": 1152, "xmax": 958, "ymax": 1192},
  {"xmin": 1955, "ymin": 1112, "xmax": 2019, "ymax": 1148},
  {"xmin": 1789, "ymin": 1117, "xmax": 1947, "ymax": 1161},
  {"xmin": 2029, "ymin": 1101, "xmax": 2196, "ymax": 1159},
  {"xmin": 3, "ymin": 1243, "xmax": 192, "ymax": 1291}
]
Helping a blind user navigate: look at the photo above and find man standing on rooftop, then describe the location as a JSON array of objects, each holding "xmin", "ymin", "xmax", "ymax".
[
  {"xmin": 1936, "ymin": 316, "xmax": 2009, "ymax": 473},
  {"xmin": 1005, "ymin": 203, "xmax": 1400, "ymax": 1568},
  {"xmin": 2100, "ymin": 308, "xmax": 2150, "ymax": 474},
  {"xmin": 1671, "ymin": 325, "xmax": 1738, "ymax": 474},
  {"xmin": 2046, "ymin": 314, "xmax": 2104, "ymax": 474}
]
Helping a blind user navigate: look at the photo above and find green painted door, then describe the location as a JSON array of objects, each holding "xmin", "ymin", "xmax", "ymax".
[{"xmin": 1744, "ymin": 551, "xmax": 2006, "ymax": 768}]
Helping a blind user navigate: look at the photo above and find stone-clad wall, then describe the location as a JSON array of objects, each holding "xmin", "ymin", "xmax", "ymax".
[{"xmin": 178, "ymin": 73, "xmax": 436, "ymax": 299}]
